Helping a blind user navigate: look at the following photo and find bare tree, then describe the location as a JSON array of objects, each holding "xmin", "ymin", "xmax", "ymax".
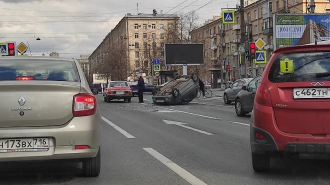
[{"xmin": 178, "ymin": 11, "xmax": 200, "ymax": 43}]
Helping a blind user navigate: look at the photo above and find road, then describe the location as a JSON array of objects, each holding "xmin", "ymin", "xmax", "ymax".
[{"xmin": 1, "ymin": 92, "xmax": 330, "ymax": 184}]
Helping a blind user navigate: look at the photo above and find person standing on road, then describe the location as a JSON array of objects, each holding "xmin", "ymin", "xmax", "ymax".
[
  {"xmin": 137, "ymin": 75, "xmax": 145, "ymax": 103},
  {"xmin": 199, "ymin": 78, "xmax": 206, "ymax": 98}
]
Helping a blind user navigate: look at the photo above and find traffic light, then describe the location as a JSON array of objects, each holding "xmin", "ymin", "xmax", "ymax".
[
  {"xmin": 249, "ymin": 43, "xmax": 256, "ymax": 59},
  {"xmin": 7, "ymin": 42, "xmax": 15, "ymax": 56}
]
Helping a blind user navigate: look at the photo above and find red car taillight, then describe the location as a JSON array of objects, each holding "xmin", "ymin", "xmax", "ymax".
[
  {"xmin": 73, "ymin": 94, "xmax": 97, "ymax": 117},
  {"xmin": 16, "ymin": 76, "xmax": 34, "ymax": 80},
  {"xmin": 255, "ymin": 83, "xmax": 272, "ymax": 107}
]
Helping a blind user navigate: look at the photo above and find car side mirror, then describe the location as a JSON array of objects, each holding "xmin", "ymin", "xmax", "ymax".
[{"xmin": 242, "ymin": 86, "xmax": 248, "ymax": 90}]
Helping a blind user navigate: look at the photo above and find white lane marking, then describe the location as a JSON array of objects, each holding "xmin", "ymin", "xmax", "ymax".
[
  {"xmin": 153, "ymin": 106, "xmax": 250, "ymax": 127},
  {"xmin": 163, "ymin": 120, "xmax": 213, "ymax": 136},
  {"xmin": 101, "ymin": 116, "xmax": 136, "ymax": 139},
  {"xmin": 190, "ymin": 102, "xmax": 231, "ymax": 107},
  {"xmin": 143, "ymin": 148, "xmax": 208, "ymax": 185}
]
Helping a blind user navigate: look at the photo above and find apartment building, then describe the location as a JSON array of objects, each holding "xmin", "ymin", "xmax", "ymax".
[
  {"xmin": 191, "ymin": 0, "xmax": 330, "ymax": 85},
  {"xmin": 89, "ymin": 10, "xmax": 179, "ymax": 83},
  {"xmin": 76, "ymin": 54, "xmax": 90, "ymax": 79}
]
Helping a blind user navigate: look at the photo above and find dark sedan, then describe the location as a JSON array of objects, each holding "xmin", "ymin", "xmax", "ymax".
[
  {"xmin": 234, "ymin": 76, "xmax": 261, "ymax": 116},
  {"xmin": 223, "ymin": 78, "xmax": 253, "ymax": 104}
]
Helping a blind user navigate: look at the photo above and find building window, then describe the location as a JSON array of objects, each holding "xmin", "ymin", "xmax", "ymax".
[
  {"xmin": 276, "ymin": 1, "xmax": 279, "ymax": 11},
  {"xmin": 160, "ymin": 33, "xmax": 165, "ymax": 39},
  {"xmin": 152, "ymin": 33, "xmax": 156, "ymax": 38},
  {"xmin": 143, "ymin": 42, "xmax": 147, "ymax": 48},
  {"xmin": 326, "ymin": 9, "xmax": 330, "ymax": 13},
  {"xmin": 143, "ymin": 33, "xmax": 147, "ymax": 38},
  {"xmin": 255, "ymin": 25, "xmax": 258, "ymax": 34},
  {"xmin": 168, "ymin": 24, "xmax": 173, "ymax": 29},
  {"xmin": 143, "ymin": 24, "xmax": 147, "ymax": 29},
  {"xmin": 144, "ymin": 51, "xmax": 148, "ymax": 58},
  {"xmin": 134, "ymin": 24, "xmax": 139, "ymax": 29},
  {"xmin": 160, "ymin": 24, "xmax": 164, "ymax": 30},
  {"xmin": 254, "ymin": 10, "xmax": 258, "ymax": 19},
  {"xmin": 135, "ymin": 51, "xmax": 139, "ymax": 58},
  {"xmin": 135, "ymin": 42, "xmax": 139, "ymax": 48},
  {"xmin": 135, "ymin": 60, "xmax": 140, "ymax": 67},
  {"xmin": 247, "ymin": 12, "xmax": 251, "ymax": 22},
  {"xmin": 135, "ymin": 33, "xmax": 139, "ymax": 38},
  {"xmin": 144, "ymin": 61, "xmax": 148, "ymax": 67},
  {"xmin": 152, "ymin": 24, "xmax": 156, "ymax": 29}
]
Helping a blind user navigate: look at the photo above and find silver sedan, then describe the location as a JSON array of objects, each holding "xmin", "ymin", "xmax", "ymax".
[{"xmin": 0, "ymin": 56, "xmax": 102, "ymax": 177}]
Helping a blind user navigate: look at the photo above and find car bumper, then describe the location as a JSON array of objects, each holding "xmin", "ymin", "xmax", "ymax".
[
  {"xmin": 107, "ymin": 94, "xmax": 132, "ymax": 99},
  {"xmin": 0, "ymin": 113, "xmax": 102, "ymax": 162},
  {"xmin": 252, "ymin": 103, "xmax": 330, "ymax": 155}
]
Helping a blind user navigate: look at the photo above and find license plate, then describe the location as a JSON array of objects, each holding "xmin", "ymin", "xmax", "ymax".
[
  {"xmin": 293, "ymin": 88, "xmax": 330, "ymax": 99},
  {"xmin": 156, "ymin": 99, "xmax": 164, "ymax": 102},
  {"xmin": 0, "ymin": 138, "xmax": 49, "ymax": 153},
  {"xmin": 116, "ymin": 91, "xmax": 124, "ymax": 94}
]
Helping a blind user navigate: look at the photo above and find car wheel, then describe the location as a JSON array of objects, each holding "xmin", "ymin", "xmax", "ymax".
[
  {"xmin": 82, "ymin": 148, "xmax": 101, "ymax": 177},
  {"xmin": 223, "ymin": 93, "xmax": 231, "ymax": 104},
  {"xmin": 127, "ymin": 98, "xmax": 131, "ymax": 103},
  {"xmin": 191, "ymin": 73, "xmax": 198, "ymax": 82},
  {"xmin": 235, "ymin": 99, "xmax": 246, "ymax": 117},
  {"xmin": 252, "ymin": 153, "xmax": 270, "ymax": 172},
  {"xmin": 171, "ymin": 88, "xmax": 180, "ymax": 98},
  {"xmin": 103, "ymin": 96, "xmax": 107, "ymax": 102},
  {"xmin": 107, "ymin": 96, "xmax": 111, "ymax": 103}
]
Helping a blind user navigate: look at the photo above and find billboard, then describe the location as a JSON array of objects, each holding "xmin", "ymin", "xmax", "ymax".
[
  {"xmin": 164, "ymin": 44, "xmax": 204, "ymax": 66},
  {"xmin": 274, "ymin": 14, "xmax": 330, "ymax": 49}
]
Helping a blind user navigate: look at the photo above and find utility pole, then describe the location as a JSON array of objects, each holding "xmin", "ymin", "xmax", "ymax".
[
  {"xmin": 310, "ymin": 0, "xmax": 315, "ymax": 13},
  {"xmin": 239, "ymin": 0, "xmax": 246, "ymax": 78}
]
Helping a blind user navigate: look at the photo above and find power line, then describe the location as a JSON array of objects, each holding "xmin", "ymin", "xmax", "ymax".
[
  {"xmin": 173, "ymin": 0, "xmax": 200, "ymax": 14},
  {"xmin": 193, "ymin": 0, "xmax": 217, "ymax": 13},
  {"xmin": 164, "ymin": 0, "xmax": 190, "ymax": 14}
]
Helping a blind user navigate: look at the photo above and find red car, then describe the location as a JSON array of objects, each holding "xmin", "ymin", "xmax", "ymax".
[
  {"xmin": 103, "ymin": 81, "xmax": 132, "ymax": 103},
  {"xmin": 251, "ymin": 44, "xmax": 330, "ymax": 172}
]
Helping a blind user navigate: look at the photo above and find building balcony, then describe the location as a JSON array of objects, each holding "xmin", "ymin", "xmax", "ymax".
[
  {"xmin": 262, "ymin": 27, "xmax": 273, "ymax": 35},
  {"xmin": 262, "ymin": 12, "xmax": 273, "ymax": 19},
  {"xmin": 211, "ymin": 45, "xmax": 218, "ymax": 50},
  {"xmin": 233, "ymin": 24, "xmax": 240, "ymax": 30},
  {"xmin": 210, "ymin": 33, "xmax": 217, "ymax": 38},
  {"xmin": 211, "ymin": 57, "xmax": 218, "ymax": 61},
  {"xmin": 233, "ymin": 38, "xmax": 240, "ymax": 43},
  {"xmin": 264, "ymin": 45, "xmax": 274, "ymax": 50},
  {"xmin": 219, "ymin": 29, "xmax": 226, "ymax": 36}
]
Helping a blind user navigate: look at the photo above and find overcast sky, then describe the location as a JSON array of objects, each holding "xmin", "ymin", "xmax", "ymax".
[{"xmin": 0, "ymin": 0, "xmax": 237, "ymax": 59}]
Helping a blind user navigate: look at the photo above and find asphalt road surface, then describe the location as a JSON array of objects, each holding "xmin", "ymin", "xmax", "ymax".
[{"xmin": 2, "ymin": 92, "xmax": 330, "ymax": 185}]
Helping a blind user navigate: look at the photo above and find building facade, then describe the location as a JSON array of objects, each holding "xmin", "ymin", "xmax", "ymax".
[
  {"xmin": 191, "ymin": 0, "xmax": 330, "ymax": 86},
  {"xmin": 89, "ymin": 10, "xmax": 179, "ymax": 84},
  {"xmin": 76, "ymin": 54, "xmax": 90, "ymax": 80}
]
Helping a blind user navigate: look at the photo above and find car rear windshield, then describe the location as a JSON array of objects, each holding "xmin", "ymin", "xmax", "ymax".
[
  {"xmin": 0, "ymin": 59, "xmax": 79, "ymax": 82},
  {"xmin": 268, "ymin": 51, "xmax": 330, "ymax": 83},
  {"xmin": 110, "ymin": 82, "xmax": 128, "ymax": 87}
]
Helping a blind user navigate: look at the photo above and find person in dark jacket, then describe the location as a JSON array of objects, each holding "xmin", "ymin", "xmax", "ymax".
[
  {"xmin": 199, "ymin": 78, "xmax": 206, "ymax": 97},
  {"xmin": 137, "ymin": 76, "xmax": 145, "ymax": 103}
]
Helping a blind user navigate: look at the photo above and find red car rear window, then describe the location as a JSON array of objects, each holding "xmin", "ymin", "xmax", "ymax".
[{"xmin": 268, "ymin": 51, "xmax": 330, "ymax": 83}]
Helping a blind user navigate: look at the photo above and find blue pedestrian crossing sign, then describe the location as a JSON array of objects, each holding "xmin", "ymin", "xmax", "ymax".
[
  {"xmin": 154, "ymin": 64, "xmax": 161, "ymax": 72},
  {"xmin": 0, "ymin": 42, "xmax": 8, "ymax": 55},
  {"xmin": 254, "ymin": 50, "xmax": 267, "ymax": 64},
  {"xmin": 222, "ymin": 10, "xmax": 235, "ymax": 24},
  {"xmin": 153, "ymin": 59, "xmax": 160, "ymax": 64}
]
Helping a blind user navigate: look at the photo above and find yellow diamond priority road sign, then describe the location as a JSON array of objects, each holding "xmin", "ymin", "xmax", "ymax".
[
  {"xmin": 255, "ymin": 38, "xmax": 266, "ymax": 50},
  {"xmin": 17, "ymin": 42, "xmax": 28, "ymax": 54}
]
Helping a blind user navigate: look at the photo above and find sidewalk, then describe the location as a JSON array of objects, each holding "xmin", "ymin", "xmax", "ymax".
[{"xmin": 210, "ymin": 88, "xmax": 224, "ymax": 97}]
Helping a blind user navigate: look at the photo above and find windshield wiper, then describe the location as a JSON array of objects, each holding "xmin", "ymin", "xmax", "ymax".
[
  {"xmin": 316, "ymin": 72, "xmax": 330, "ymax": 78},
  {"xmin": 294, "ymin": 56, "xmax": 330, "ymax": 72}
]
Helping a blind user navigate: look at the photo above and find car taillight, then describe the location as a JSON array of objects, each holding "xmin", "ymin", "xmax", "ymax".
[
  {"xmin": 73, "ymin": 94, "xmax": 97, "ymax": 117},
  {"xmin": 75, "ymin": 145, "xmax": 90, "ymax": 150},
  {"xmin": 255, "ymin": 83, "xmax": 272, "ymax": 107},
  {"xmin": 16, "ymin": 76, "xmax": 34, "ymax": 80}
]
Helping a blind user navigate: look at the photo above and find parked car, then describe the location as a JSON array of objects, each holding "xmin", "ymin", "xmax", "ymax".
[
  {"xmin": 103, "ymin": 81, "xmax": 132, "ymax": 102},
  {"xmin": 127, "ymin": 81, "xmax": 138, "ymax": 96},
  {"xmin": 144, "ymin": 83, "xmax": 157, "ymax": 93},
  {"xmin": 234, "ymin": 76, "xmax": 261, "ymax": 116},
  {"xmin": 251, "ymin": 44, "xmax": 330, "ymax": 172},
  {"xmin": 0, "ymin": 56, "xmax": 101, "ymax": 177},
  {"xmin": 152, "ymin": 73, "xmax": 199, "ymax": 105},
  {"xmin": 223, "ymin": 78, "xmax": 254, "ymax": 104}
]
